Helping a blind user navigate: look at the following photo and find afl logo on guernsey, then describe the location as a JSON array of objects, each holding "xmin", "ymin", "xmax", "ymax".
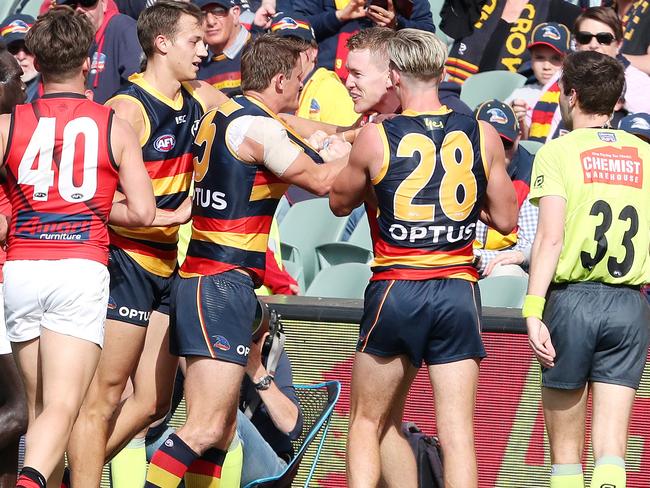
[{"xmin": 154, "ymin": 134, "xmax": 176, "ymax": 152}]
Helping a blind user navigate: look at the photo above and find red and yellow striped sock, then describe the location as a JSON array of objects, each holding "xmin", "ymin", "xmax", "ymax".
[
  {"xmin": 184, "ymin": 448, "xmax": 227, "ymax": 488},
  {"xmin": 145, "ymin": 433, "xmax": 198, "ymax": 488}
]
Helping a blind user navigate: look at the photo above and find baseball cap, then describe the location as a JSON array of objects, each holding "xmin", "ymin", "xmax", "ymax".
[
  {"xmin": 618, "ymin": 113, "xmax": 650, "ymax": 142},
  {"xmin": 269, "ymin": 14, "xmax": 315, "ymax": 44},
  {"xmin": 527, "ymin": 22, "xmax": 571, "ymax": 56},
  {"xmin": 0, "ymin": 14, "xmax": 35, "ymax": 46},
  {"xmin": 193, "ymin": 0, "xmax": 239, "ymax": 9},
  {"xmin": 475, "ymin": 99, "xmax": 519, "ymax": 143}
]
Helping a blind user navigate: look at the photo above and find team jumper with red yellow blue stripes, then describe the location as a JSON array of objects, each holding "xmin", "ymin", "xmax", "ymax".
[{"xmin": 102, "ymin": 73, "xmax": 207, "ymax": 327}]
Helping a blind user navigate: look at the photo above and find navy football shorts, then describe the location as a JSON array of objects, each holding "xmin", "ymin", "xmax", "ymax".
[
  {"xmin": 106, "ymin": 246, "xmax": 174, "ymax": 327},
  {"xmin": 170, "ymin": 269, "xmax": 257, "ymax": 365},
  {"xmin": 358, "ymin": 278, "xmax": 486, "ymax": 367}
]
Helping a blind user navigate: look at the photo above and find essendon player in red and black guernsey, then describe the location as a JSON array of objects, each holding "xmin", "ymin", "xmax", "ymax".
[
  {"xmin": 0, "ymin": 8, "xmax": 154, "ymax": 488},
  {"xmin": 143, "ymin": 35, "xmax": 350, "ymax": 487},
  {"xmin": 67, "ymin": 2, "xmax": 228, "ymax": 486},
  {"xmin": 331, "ymin": 30, "xmax": 517, "ymax": 488}
]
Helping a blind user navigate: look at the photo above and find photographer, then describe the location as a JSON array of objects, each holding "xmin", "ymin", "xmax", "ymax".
[{"xmin": 237, "ymin": 331, "xmax": 303, "ymax": 485}]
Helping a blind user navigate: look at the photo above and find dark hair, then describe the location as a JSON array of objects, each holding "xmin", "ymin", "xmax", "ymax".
[
  {"xmin": 561, "ymin": 50, "xmax": 625, "ymax": 116},
  {"xmin": 0, "ymin": 50, "xmax": 25, "ymax": 114},
  {"xmin": 24, "ymin": 6, "xmax": 94, "ymax": 82},
  {"xmin": 279, "ymin": 35, "xmax": 317, "ymax": 51},
  {"xmin": 574, "ymin": 7, "xmax": 623, "ymax": 41},
  {"xmin": 241, "ymin": 35, "xmax": 301, "ymax": 92},
  {"xmin": 138, "ymin": 0, "xmax": 203, "ymax": 59}
]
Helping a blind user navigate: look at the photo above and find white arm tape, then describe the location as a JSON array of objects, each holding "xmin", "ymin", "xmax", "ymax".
[{"xmin": 228, "ymin": 116, "xmax": 301, "ymax": 176}]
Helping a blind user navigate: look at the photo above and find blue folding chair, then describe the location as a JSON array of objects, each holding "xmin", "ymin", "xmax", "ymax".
[{"xmin": 243, "ymin": 381, "xmax": 341, "ymax": 488}]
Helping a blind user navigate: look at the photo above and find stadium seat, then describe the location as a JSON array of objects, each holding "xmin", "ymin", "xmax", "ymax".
[
  {"xmin": 478, "ymin": 275, "xmax": 528, "ymax": 308},
  {"xmin": 347, "ymin": 212, "xmax": 372, "ymax": 250},
  {"xmin": 305, "ymin": 263, "xmax": 372, "ymax": 299},
  {"xmin": 279, "ymin": 199, "xmax": 349, "ymax": 288},
  {"xmin": 314, "ymin": 212, "xmax": 373, "ymax": 271},
  {"xmin": 243, "ymin": 381, "xmax": 341, "ymax": 488},
  {"xmin": 460, "ymin": 71, "xmax": 527, "ymax": 110},
  {"xmin": 428, "ymin": 0, "xmax": 451, "ymax": 45},
  {"xmin": 315, "ymin": 242, "xmax": 373, "ymax": 270},
  {"xmin": 282, "ymin": 259, "xmax": 305, "ymax": 292},
  {"xmin": 519, "ymin": 139, "xmax": 544, "ymax": 155}
]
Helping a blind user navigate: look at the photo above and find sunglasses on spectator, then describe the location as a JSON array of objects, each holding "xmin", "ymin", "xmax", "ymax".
[
  {"xmin": 575, "ymin": 31, "xmax": 616, "ymax": 46},
  {"xmin": 7, "ymin": 42, "xmax": 30, "ymax": 56},
  {"xmin": 203, "ymin": 5, "xmax": 230, "ymax": 17},
  {"xmin": 61, "ymin": 0, "xmax": 100, "ymax": 9},
  {"xmin": 501, "ymin": 138, "xmax": 514, "ymax": 151}
]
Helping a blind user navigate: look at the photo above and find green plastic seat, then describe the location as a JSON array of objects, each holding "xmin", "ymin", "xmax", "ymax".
[
  {"xmin": 315, "ymin": 211, "xmax": 374, "ymax": 270},
  {"xmin": 279, "ymin": 199, "xmax": 349, "ymax": 288},
  {"xmin": 282, "ymin": 259, "xmax": 305, "ymax": 293},
  {"xmin": 347, "ymin": 212, "xmax": 372, "ymax": 250},
  {"xmin": 519, "ymin": 139, "xmax": 544, "ymax": 155},
  {"xmin": 428, "ymin": 0, "xmax": 451, "ymax": 45},
  {"xmin": 478, "ymin": 275, "xmax": 528, "ymax": 308},
  {"xmin": 315, "ymin": 242, "xmax": 373, "ymax": 270},
  {"xmin": 305, "ymin": 263, "xmax": 372, "ymax": 299},
  {"xmin": 460, "ymin": 71, "xmax": 527, "ymax": 110}
]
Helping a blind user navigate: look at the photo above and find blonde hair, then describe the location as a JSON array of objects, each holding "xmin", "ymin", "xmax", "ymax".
[
  {"xmin": 346, "ymin": 27, "xmax": 394, "ymax": 64},
  {"xmin": 387, "ymin": 29, "xmax": 447, "ymax": 82}
]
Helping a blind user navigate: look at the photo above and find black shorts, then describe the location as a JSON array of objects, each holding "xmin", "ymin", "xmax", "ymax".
[
  {"xmin": 358, "ymin": 278, "xmax": 486, "ymax": 367},
  {"xmin": 106, "ymin": 246, "xmax": 174, "ymax": 327},
  {"xmin": 542, "ymin": 282, "xmax": 650, "ymax": 390},
  {"xmin": 170, "ymin": 270, "xmax": 257, "ymax": 365}
]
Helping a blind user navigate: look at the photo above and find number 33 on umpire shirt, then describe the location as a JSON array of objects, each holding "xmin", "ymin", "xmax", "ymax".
[{"xmin": 529, "ymin": 127, "xmax": 650, "ymax": 285}]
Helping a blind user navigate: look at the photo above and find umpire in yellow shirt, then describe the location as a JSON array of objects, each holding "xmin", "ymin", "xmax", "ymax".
[
  {"xmin": 524, "ymin": 50, "xmax": 650, "ymax": 488},
  {"xmin": 269, "ymin": 15, "xmax": 358, "ymax": 126}
]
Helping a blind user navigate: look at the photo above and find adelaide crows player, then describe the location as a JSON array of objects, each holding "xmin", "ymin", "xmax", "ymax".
[
  {"xmin": 68, "ymin": 2, "xmax": 228, "ymax": 486},
  {"xmin": 0, "ymin": 7, "xmax": 154, "ymax": 488},
  {"xmin": 330, "ymin": 29, "xmax": 517, "ymax": 488},
  {"xmin": 144, "ymin": 34, "xmax": 350, "ymax": 487}
]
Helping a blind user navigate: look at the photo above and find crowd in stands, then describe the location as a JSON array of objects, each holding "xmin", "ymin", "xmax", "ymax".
[{"xmin": 0, "ymin": 0, "xmax": 649, "ymax": 485}]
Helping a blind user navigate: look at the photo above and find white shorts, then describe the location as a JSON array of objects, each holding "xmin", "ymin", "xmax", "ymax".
[
  {"xmin": 0, "ymin": 285, "xmax": 10, "ymax": 355},
  {"xmin": 4, "ymin": 259, "xmax": 110, "ymax": 347}
]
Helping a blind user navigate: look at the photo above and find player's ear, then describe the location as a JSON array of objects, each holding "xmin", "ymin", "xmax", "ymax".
[
  {"xmin": 155, "ymin": 34, "xmax": 171, "ymax": 55},
  {"xmin": 81, "ymin": 57, "xmax": 90, "ymax": 78},
  {"xmin": 389, "ymin": 67, "xmax": 400, "ymax": 88},
  {"xmin": 274, "ymin": 72, "xmax": 286, "ymax": 93}
]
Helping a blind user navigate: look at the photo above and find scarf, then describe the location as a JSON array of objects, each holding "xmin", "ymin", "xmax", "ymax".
[{"xmin": 528, "ymin": 80, "xmax": 560, "ymax": 142}]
